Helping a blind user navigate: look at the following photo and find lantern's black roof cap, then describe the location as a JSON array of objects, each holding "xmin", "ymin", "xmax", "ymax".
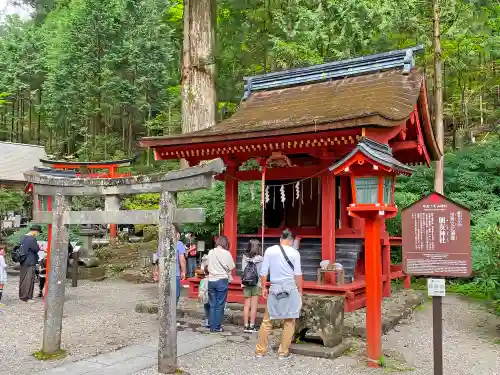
[{"xmin": 329, "ymin": 137, "xmax": 415, "ymax": 175}]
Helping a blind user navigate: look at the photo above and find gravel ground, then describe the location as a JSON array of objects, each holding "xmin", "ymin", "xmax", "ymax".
[
  {"xmin": 1, "ymin": 276, "xmax": 498, "ymax": 375},
  {"xmin": 135, "ymin": 295, "xmax": 500, "ymax": 375},
  {"xmin": 0, "ymin": 276, "xmax": 159, "ymax": 375}
]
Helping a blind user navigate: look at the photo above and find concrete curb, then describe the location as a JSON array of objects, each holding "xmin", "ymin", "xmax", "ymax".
[
  {"xmin": 343, "ymin": 292, "xmax": 425, "ymax": 338},
  {"xmin": 290, "ymin": 341, "xmax": 352, "ymax": 359}
]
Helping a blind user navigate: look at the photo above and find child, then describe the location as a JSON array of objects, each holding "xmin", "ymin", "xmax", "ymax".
[
  {"xmin": 241, "ymin": 239, "xmax": 263, "ymax": 333},
  {"xmin": 198, "ymin": 254, "xmax": 209, "ymax": 328},
  {"xmin": 38, "ymin": 257, "xmax": 47, "ymax": 298},
  {"xmin": 152, "ymin": 249, "xmax": 160, "ymax": 282},
  {"xmin": 0, "ymin": 246, "xmax": 7, "ymax": 305}
]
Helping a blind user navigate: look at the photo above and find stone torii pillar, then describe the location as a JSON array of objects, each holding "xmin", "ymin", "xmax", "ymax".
[{"xmin": 24, "ymin": 159, "xmax": 225, "ymax": 375}]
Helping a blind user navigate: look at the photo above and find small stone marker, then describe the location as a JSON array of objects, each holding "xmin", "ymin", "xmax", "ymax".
[{"xmin": 427, "ymin": 278, "xmax": 445, "ymax": 297}]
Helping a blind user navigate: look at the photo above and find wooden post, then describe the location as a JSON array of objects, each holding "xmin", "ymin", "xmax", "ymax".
[
  {"xmin": 432, "ymin": 3, "xmax": 445, "ymax": 375},
  {"xmin": 382, "ymin": 243, "xmax": 391, "ymax": 298},
  {"xmin": 223, "ymin": 163, "xmax": 238, "ymax": 270},
  {"xmin": 42, "ymin": 193, "xmax": 70, "ymax": 354},
  {"xmin": 365, "ymin": 215, "xmax": 382, "ymax": 367},
  {"xmin": 157, "ymin": 191, "xmax": 177, "ymax": 374},
  {"xmin": 109, "ymin": 224, "xmax": 117, "ymax": 244},
  {"xmin": 71, "ymin": 250, "xmax": 79, "ymax": 288},
  {"xmin": 321, "ymin": 169, "xmax": 336, "ymax": 262},
  {"xmin": 105, "ymin": 196, "xmax": 120, "ymax": 246},
  {"xmin": 339, "ymin": 177, "xmax": 350, "ymax": 229}
]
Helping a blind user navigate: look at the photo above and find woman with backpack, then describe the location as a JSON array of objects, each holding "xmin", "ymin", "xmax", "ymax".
[{"xmin": 241, "ymin": 239, "xmax": 263, "ymax": 333}]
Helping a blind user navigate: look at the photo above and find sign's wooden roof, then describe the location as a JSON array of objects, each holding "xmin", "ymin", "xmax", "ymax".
[{"xmin": 0, "ymin": 141, "xmax": 46, "ymax": 182}]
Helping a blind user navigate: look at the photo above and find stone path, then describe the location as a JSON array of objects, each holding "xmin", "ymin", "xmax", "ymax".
[{"xmin": 35, "ymin": 330, "xmax": 224, "ymax": 375}]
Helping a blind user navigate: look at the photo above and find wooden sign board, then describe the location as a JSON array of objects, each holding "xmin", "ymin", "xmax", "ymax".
[{"xmin": 402, "ymin": 192, "xmax": 471, "ymax": 277}]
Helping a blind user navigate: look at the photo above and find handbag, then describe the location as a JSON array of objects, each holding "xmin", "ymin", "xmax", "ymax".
[{"xmin": 198, "ymin": 278, "xmax": 209, "ymax": 304}]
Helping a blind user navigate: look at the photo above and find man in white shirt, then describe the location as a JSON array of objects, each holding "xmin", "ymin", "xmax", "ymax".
[{"xmin": 255, "ymin": 229, "xmax": 303, "ymax": 359}]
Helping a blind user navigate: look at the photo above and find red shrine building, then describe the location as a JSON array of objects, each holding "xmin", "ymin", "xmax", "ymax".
[{"xmin": 141, "ymin": 46, "xmax": 440, "ymax": 311}]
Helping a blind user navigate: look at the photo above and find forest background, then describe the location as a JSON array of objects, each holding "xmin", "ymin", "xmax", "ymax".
[{"xmin": 0, "ymin": 0, "xmax": 499, "ymax": 309}]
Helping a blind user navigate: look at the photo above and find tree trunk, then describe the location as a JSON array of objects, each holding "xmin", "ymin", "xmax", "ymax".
[
  {"xmin": 28, "ymin": 96, "xmax": 32, "ymax": 142},
  {"xmin": 181, "ymin": 0, "xmax": 217, "ymax": 135},
  {"xmin": 128, "ymin": 107, "xmax": 133, "ymax": 157},
  {"xmin": 479, "ymin": 88, "xmax": 484, "ymax": 129},
  {"xmin": 37, "ymin": 89, "xmax": 42, "ymax": 145},
  {"xmin": 20, "ymin": 93, "xmax": 24, "ymax": 143},
  {"xmin": 433, "ymin": 0, "xmax": 444, "ymax": 195},
  {"xmin": 10, "ymin": 98, "xmax": 15, "ymax": 142}
]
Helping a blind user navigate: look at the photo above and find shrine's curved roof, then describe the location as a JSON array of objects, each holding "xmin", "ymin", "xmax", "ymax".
[{"xmin": 141, "ymin": 47, "xmax": 440, "ymax": 162}]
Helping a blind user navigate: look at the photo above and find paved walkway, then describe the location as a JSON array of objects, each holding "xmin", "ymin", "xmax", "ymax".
[{"xmin": 36, "ymin": 330, "xmax": 224, "ymax": 375}]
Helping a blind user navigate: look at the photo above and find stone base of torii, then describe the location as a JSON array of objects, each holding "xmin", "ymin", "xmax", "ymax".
[{"xmin": 24, "ymin": 158, "xmax": 225, "ymax": 375}]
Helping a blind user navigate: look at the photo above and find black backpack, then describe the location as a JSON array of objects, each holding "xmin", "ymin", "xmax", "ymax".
[
  {"xmin": 242, "ymin": 261, "xmax": 259, "ymax": 287},
  {"xmin": 11, "ymin": 242, "xmax": 27, "ymax": 263}
]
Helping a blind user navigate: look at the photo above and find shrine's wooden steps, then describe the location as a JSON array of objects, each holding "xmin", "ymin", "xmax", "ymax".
[{"xmin": 335, "ymin": 238, "xmax": 364, "ymax": 283}]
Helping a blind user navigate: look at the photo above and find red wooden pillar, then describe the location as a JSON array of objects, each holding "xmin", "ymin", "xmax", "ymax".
[
  {"xmin": 339, "ymin": 177, "xmax": 350, "ymax": 229},
  {"xmin": 380, "ymin": 221, "xmax": 391, "ymax": 298},
  {"xmin": 320, "ymin": 169, "xmax": 336, "ymax": 262},
  {"xmin": 404, "ymin": 274, "xmax": 412, "ymax": 289},
  {"xmin": 108, "ymin": 166, "xmax": 118, "ymax": 244},
  {"xmin": 365, "ymin": 214, "xmax": 382, "ymax": 367},
  {"xmin": 382, "ymin": 242, "xmax": 391, "ymax": 298},
  {"xmin": 223, "ymin": 162, "xmax": 238, "ymax": 273}
]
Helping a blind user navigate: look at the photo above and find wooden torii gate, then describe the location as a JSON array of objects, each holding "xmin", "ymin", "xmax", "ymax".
[{"xmin": 24, "ymin": 159, "xmax": 225, "ymax": 375}]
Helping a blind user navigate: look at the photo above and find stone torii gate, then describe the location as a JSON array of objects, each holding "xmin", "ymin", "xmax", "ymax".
[{"xmin": 24, "ymin": 159, "xmax": 225, "ymax": 375}]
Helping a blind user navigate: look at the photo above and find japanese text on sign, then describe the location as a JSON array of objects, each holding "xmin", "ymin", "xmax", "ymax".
[{"xmin": 402, "ymin": 193, "xmax": 471, "ymax": 278}]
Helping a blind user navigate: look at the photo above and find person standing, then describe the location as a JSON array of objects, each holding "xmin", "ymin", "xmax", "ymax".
[
  {"xmin": 18, "ymin": 225, "xmax": 42, "ymax": 303},
  {"xmin": 37, "ymin": 248, "xmax": 47, "ymax": 298},
  {"xmin": 0, "ymin": 246, "xmax": 7, "ymax": 305},
  {"xmin": 185, "ymin": 231, "xmax": 197, "ymax": 278},
  {"xmin": 206, "ymin": 235, "xmax": 235, "ymax": 332},
  {"xmin": 255, "ymin": 229, "xmax": 303, "ymax": 359},
  {"xmin": 241, "ymin": 239, "xmax": 263, "ymax": 333},
  {"xmin": 174, "ymin": 225, "xmax": 187, "ymax": 305}
]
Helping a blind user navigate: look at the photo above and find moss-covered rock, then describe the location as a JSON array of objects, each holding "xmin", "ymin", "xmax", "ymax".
[{"xmin": 295, "ymin": 294, "xmax": 345, "ymax": 348}]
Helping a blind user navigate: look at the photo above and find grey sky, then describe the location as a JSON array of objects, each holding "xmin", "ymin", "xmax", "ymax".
[{"xmin": 0, "ymin": 0, "xmax": 32, "ymax": 22}]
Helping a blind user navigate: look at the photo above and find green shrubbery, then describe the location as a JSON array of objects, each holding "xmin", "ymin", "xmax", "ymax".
[
  {"xmin": 388, "ymin": 136, "xmax": 500, "ymax": 310},
  {"xmin": 122, "ymin": 181, "xmax": 262, "ymax": 241},
  {"xmin": 6, "ymin": 224, "xmax": 82, "ymax": 247}
]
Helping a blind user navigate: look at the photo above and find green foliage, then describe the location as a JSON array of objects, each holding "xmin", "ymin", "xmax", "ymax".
[
  {"xmin": 6, "ymin": 223, "xmax": 82, "ymax": 246},
  {"xmin": 0, "ymin": 0, "xmax": 498, "ymax": 157},
  {"xmin": 122, "ymin": 181, "xmax": 262, "ymax": 239},
  {"xmin": 388, "ymin": 136, "xmax": 500, "ymax": 305},
  {"xmin": 0, "ymin": 188, "xmax": 25, "ymax": 215}
]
